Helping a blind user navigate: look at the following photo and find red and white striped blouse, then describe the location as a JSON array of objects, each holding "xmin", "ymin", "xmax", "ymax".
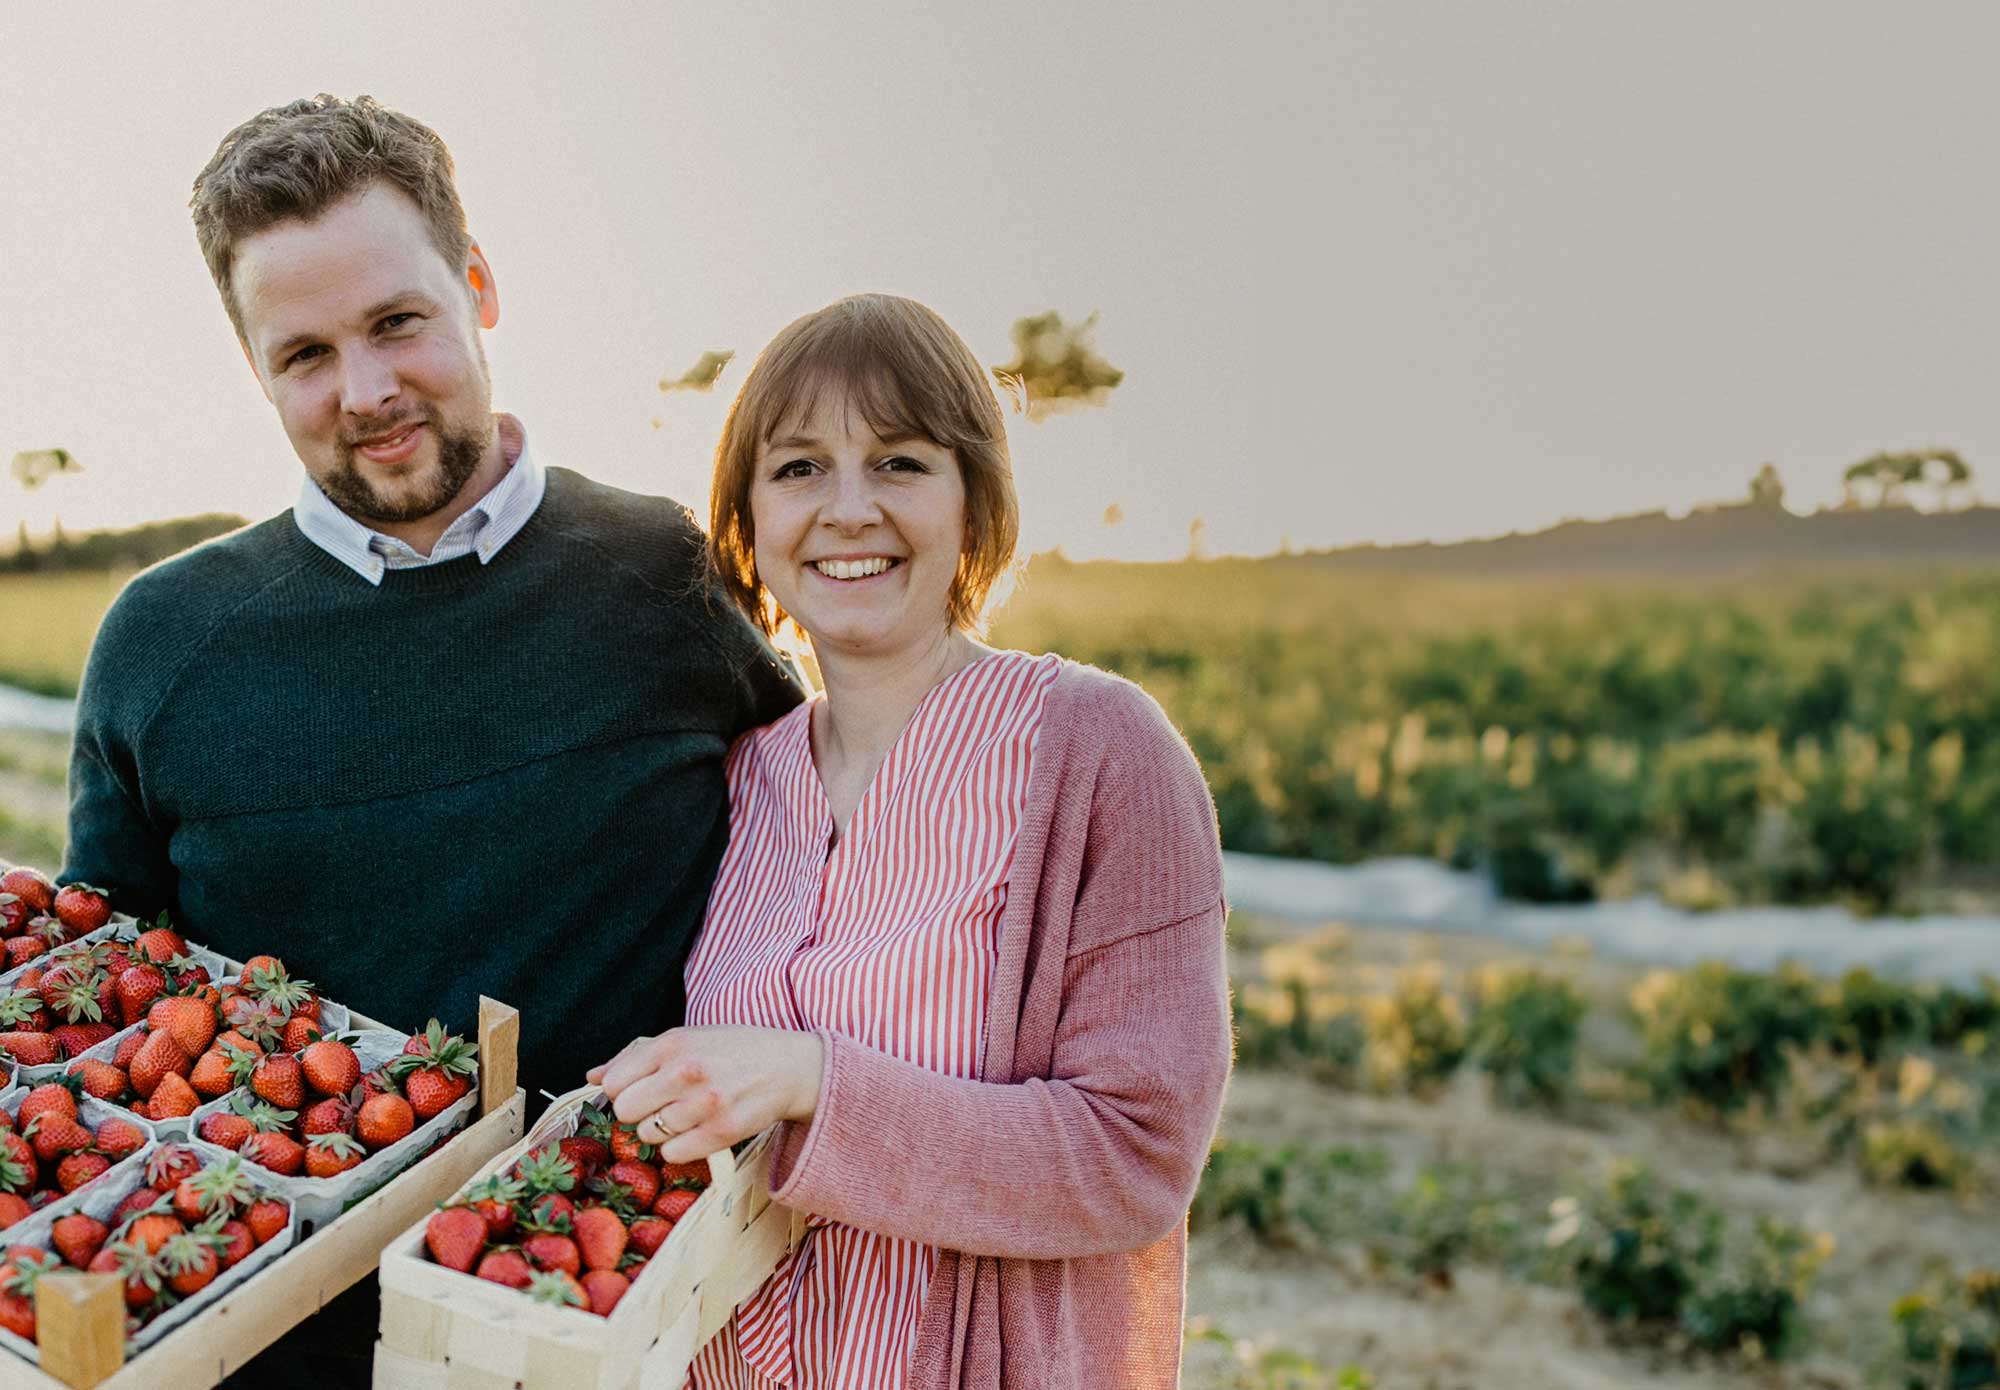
[{"xmin": 683, "ymin": 649, "xmax": 1063, "ymax": 1390}]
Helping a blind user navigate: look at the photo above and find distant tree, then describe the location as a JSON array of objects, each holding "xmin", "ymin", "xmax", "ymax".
[
  {"xmin": 659, "ymin": 351, "xmax": 735, "ymax": 395},
  {"xmin": 994, "ymin": 311, "xmax": 1124, "ymax": 421},
  {"xmin": 1747, "ymin": 462, "xmax": 1785, "ymax": 509},
  {"xmin": 1102, "ymin": 502, "xmax": 1124, "ymax": 528},
  {"xmin": 1842, "ymin": 448, "xmax": 1972, "ymax": 510},
  {"xmin": 11, "ymin": 447, "xmax": 81, "ymax": 496},
  {"xmin": 1186, "ymin": 516, "xmax": 1208, "ymax": 561}
]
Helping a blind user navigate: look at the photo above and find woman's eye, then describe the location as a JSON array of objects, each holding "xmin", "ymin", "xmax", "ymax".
[
  {"xmin": 773, "ymin": 459, "xmax": 817, "ymax": 480},
  {"xmin": 882, "ymin": 455, "xmax": 928, "ymax": 473}
]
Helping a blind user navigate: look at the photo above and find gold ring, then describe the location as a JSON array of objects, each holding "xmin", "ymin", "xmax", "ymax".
[{"xmin": 645, "ymin": 1109, "xmax": 678, "ymax": 1141}]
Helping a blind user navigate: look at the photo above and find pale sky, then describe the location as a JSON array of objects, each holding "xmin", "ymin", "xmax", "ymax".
[{"xmin": 4, "ymin": 4, "xmax": 1998, "ymax": 560}]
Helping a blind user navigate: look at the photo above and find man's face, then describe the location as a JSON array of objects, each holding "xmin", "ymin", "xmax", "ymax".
[{"xmin": 232, "ymin": 181, "xmax": 499, "ymax": 527}]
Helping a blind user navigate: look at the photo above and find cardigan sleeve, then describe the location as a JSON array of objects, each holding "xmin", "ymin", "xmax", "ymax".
[{"xmin": 765, "ymin": 678, "xmax": 1231, "ymax": 1259}]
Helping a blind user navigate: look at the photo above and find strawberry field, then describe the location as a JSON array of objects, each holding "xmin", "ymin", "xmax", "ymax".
[{"xmin": 1186, "ymin": 914, "xmax": 1999, "ymax": 1389}]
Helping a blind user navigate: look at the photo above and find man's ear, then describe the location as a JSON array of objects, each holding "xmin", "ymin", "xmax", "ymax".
[
  {"xmin": 239, "ymin": 338, "xmax": 273, "ymax": 404},
  {"xmin": 466, "ymin": 240, "xmax": 500, "ymax": 330}
]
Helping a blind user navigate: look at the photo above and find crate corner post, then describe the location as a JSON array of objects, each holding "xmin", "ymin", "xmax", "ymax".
[
  {"xmin": 35, "ymin": 1271, "xmax": 124, "ymax": 1389},
  {"xmin": 476, "ymin": 996, "xmax": 520, "ymax": 1117}
]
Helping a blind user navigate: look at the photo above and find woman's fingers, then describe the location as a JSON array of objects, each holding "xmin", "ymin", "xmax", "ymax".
[{"xmin": 594, "ymin": 1034, "xmax": 673, "ymax": 1100}]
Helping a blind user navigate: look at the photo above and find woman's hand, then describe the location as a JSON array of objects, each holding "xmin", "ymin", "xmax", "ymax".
[{"xmin": 584, "ymin": 1026, "xmax": 825, "ymax": 1166}]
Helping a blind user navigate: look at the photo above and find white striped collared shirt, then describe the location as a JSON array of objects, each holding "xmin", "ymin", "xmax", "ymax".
[{"xmin": 291, "ymin": 413, "xmax": 545, "ymax": 584}]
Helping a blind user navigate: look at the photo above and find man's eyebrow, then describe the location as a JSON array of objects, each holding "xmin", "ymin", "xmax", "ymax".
[{"xmin": 265, "ymin": 291, "xmax": 442, "ymax": 361}]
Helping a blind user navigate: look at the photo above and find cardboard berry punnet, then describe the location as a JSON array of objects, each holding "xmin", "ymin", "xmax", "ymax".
[{"xmin": 374, "ymin": 1086, "xmax": 803, "ymax": 1390}]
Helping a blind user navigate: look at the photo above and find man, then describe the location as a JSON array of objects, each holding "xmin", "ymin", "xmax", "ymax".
[{"xmin": 64, "ymin": 89, "xmax": 802, "ymax": 1172}]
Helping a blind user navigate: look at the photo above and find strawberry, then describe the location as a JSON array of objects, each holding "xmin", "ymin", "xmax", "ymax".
[
  {"xmin": 69, "ymin": 1059, "xmax": 130, "ymax": 1102},
  {"xmin": 161, "ymin": 1232, "xmax": 219, "ymax": 1296},
  {"xmin": 527, "ymin": 1192, "xmax": 576, "ymax": 1228},
  {"xmin": 241, "ymin": 1131, "xmax": 305, "ymax": 1177},
  {"xmin": 0, "ymin": 1031, "xmax": 60, "ymax": 1066},
  {"xmin": 16, "ymin": 1082, "xmax": 79, "ymax": 1131},
  {"xmin": 516, "ymin": 1146, "xmax": 579, "ymax": 1198},
  {"xmin": 51, "ymin": 1213, "xmax": 107, "ymax": 1269},
  {"xmin": 0, "ymin": 1254, "xmax": 61, "ymax": 1338},
  {"xmin": 131, "ymin": 921, "xmax": 186, "ymax": 964},
  {"xmin": 522, "ymin": 1232, "xmax": 581, "ymax": 1276},
  {"xmin": 304, "ymin": 1132, "xmax": 367, "ymax": 1178},
  {"xmin": 129, "ymin": 1029, "xmax": 192, "ymax": 1098},
  {"xmin": 173, "ymin": 1158, "xmax": 254, "ymax": 1224},
  {"xmin": 236, "ymin": 955, "xmax": 283, "ymax": 984},
  {"xmin": 394, "ymin": 1021, "xmax": 478, "ymax": 1120},
  {"xmin": 604, "ymin": 1159, "xmax": 660, "ymax": 1212},
  {"xmin": 122, "ymin": 1212, "xmax": 184, "ymax": 1257},
  {"xmin": 244, "ymin": 1198, "xmax": 289, "ymax": 1245},
  {"xmin": 657, "ymin": 1157, "xmax": 712, "ymax": 1187},
  {"xmin": 425, "ymin": 1205, "xmax": 487, "ymax": 1272},
  {"xmin": 572, "ymin": 1206, "xmax": 627, "ymax": 1273},
  {"xmin": 580, "ymin": 1268, "xmax": 629, "ymax": 1317},
  {"xmin": 0, "ymin": 1134, "xmax": 35, "ymax": 1194},
  {"xmin": 475, "ymin": 1248, "xmax": 533, "ymax": 1288},
  {"xmin": 149, "ymin": 1072, "xmax": 201, "ymax": 1119},
  {"xmin": 627, "ymin": 1216, "xmax": 673, "ymax": 1257},
  {"xmin": 281, "ymin": 1014, "xmax": 320, "ymax": 1053},
  {"xmin": 0, "ymin": 1195, "xmax": 30, "ymax": 1229},
  {"xmin": 189, "ymin": 1048, "xmax": 236, "ymax": 1098},
  {"xmin": 301, "ymin": 1094, "xmax": 356, "ymax": 1137},
  {"xmin": 300, "ymin": 1039, "xmax": 361, "ymax": 1097},
  {"xmin": 0, "ymin": 990, "xmax": 50, "ymax": 1033},
  {"xmin": 609, "ymin": 1125, "xmax": 655, "ymax": 1165},
  {"xmin": 251, "ymin": 1053, "xmax": 305, "ymax": 1110},
  {"xmin": 115, "ymin": 965, "xmax": 168, "ymax": 1028},
  {"xmin": 199, "ymin": 1112, "xmax": 257, "ymax": 1150},
  {"xmin": 0, "ymin": 869, "xmax": 55, "ymax": 915},
  {"xmin": 52, "ymin": 883, "xmax": 111, "ymax": 935},
  {"xmin": 93, "ymin": 1119, "xmax": 146, "ymax": 1163},
  {"xmin": 213, "ymin": 1028, "xmax": 266, "ymax": 1060},
  {"xmin": 145, "ymin": 1145, "xmax": 203, "ymax": 1191},
  {"xmin": 112, "ymin": 1188, "xmax": 167, "ymax": 1225},
  {"xmin": 28, "ymin": 1114, "xmax": 95, "ymax": 1162},
  {"xmin": 558, "ymin": 1135, "xmax": 610, "ymax": 1176},
  {"xmin": 51, "ymin": 1021, "xmax": 117, "ymax": 1057},
  {"xmin": 358, "ymin": 1094, "xmax": 414, "ymax": 1150},
  {"xmin": 88, "ymin": 1240, "xmax": 162, "ymax": 1309},
  {"xmin": 113, "ymin": 1028, "xmax": 148, "ymax": 1069},
  {"xmin": 464, "ymin": 1174, "xmax": 526, "ymax": 1239},
  {"xmin": 524, "ymin": 1268, "xmax": 588, "ymax": 1311},
  {"xmin": 57, "ymin": 1151, "xmax": 112, "ymax": 1192},
  {"xmin": 653, "ymin": 1189, "xmax": 699, "ymax": 1222},
  {"xmin": 0, "ymin": 895, "xmax": 28, "ymax": 938},
  {"xmin": 148, "ymin": 995, "xmax": 218, "ymax": 1057},
  {"xmin": 2, "ymin": 938, "xmax": 46, "ymax": 969},
  {"xmin": 212, "ymin": 1219, "xmax": 255, "ymax": 1268}
]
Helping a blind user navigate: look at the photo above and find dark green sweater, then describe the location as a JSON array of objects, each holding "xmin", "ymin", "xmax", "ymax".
[{"xmin": 64, "ymin": 468, "xmax": 803, "ymax": 1100}]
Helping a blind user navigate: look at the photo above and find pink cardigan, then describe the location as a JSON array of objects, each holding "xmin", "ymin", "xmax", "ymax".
[{"xmin": 765, "ymin": 661, "xmax": 1232, "ymax": 1388}]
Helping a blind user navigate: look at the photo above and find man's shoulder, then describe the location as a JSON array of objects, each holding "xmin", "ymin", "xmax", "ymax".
[
  {"xmin": 543, "ymin": 467, "xmax": 705, "ymax": 552},
  {"xmin": 95, "ymin": 515, "xmax": 302, "ymax": 649}
]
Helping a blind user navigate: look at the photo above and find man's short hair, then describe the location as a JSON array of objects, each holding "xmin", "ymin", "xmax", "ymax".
[{"xmin": 190, "ymin": 94, "xmax": 471, "ymax": 337}]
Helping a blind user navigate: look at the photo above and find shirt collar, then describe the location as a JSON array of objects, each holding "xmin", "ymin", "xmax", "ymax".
[{"xmin": 292, "ymin": 413, "xmax": 545, "ymax": 585}]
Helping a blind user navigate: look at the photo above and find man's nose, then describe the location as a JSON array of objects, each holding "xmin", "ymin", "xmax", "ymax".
[{"xmin": 338, "ymin": 346, "xmax": 400, "ymax": 417}]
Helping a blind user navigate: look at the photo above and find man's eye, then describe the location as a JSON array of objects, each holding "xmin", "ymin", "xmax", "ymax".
[
  {"xmin": 287, "ymin": 346, "xmax": 326, "ymax": 369},
  {"xmin": 381, "ymin": 313, "xmax": 417, "ymax": 331}
]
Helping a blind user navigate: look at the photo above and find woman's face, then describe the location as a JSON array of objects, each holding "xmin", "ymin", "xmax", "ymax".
[{"xmin": 749, "ymin": 396, "xmax": 967, "ymax": 664}]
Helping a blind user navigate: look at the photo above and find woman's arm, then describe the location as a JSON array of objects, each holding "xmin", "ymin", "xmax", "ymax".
[{"xmin": 767, "ymin": 896, "xmax": 1229, "ymax": 1259}]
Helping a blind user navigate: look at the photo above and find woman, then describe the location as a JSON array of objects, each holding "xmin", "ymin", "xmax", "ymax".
[{"xmin": 587, "ymin": 294, "xmax": 1229, "ymax": 1389}]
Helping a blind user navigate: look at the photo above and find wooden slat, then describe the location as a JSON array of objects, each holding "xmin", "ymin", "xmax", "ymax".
[
  {"xmin": 475, "ymin": 999, "xmax": 518, "ymax": 1118},
  {"xmin": 33, "ymin": 1275, "xmax": 123, "ymax": 1389}
]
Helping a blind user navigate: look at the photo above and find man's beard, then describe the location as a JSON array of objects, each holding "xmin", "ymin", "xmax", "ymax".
[{"xmin": 318, "ymin": 411, "xmax": 494, "ymax": 526}]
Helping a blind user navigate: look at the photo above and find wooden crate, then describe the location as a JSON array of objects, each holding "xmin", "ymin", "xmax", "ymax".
[
  {"xmin": 4, "ymin": 998, "xmax": 528, "ymax": 1390},
  {"xmin": 374, "ymin": 1087, "xmax": 804, "ymax": 1390}
]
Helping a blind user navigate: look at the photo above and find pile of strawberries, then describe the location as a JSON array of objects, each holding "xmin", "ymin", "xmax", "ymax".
[
  {"xmin": 0, "ymin": 867, "xmax": 110, "ymax": 972},
  {"xmin": 0, "ymin": 1146, "xmax": 290, "ymax": 1344},
  {"xmin": 424, "ymin": 1101, "xmax": 707, "ymax": 1317},
  {"xmin": 0, "ymin": 1080, "xmax": 149, "ymax": 1228},
  {"xmin": 0, "ymin": 918, "xmax": 218, "ymax": 1078},
  {"xmin": 196, "ymin": 1018, "xmax": 477, "ymax": 1179}
]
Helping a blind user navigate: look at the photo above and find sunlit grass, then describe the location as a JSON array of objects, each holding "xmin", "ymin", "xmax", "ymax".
[{"xmin": 0, "ymin": 571, "xmax": 128, "ymax": 697}]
